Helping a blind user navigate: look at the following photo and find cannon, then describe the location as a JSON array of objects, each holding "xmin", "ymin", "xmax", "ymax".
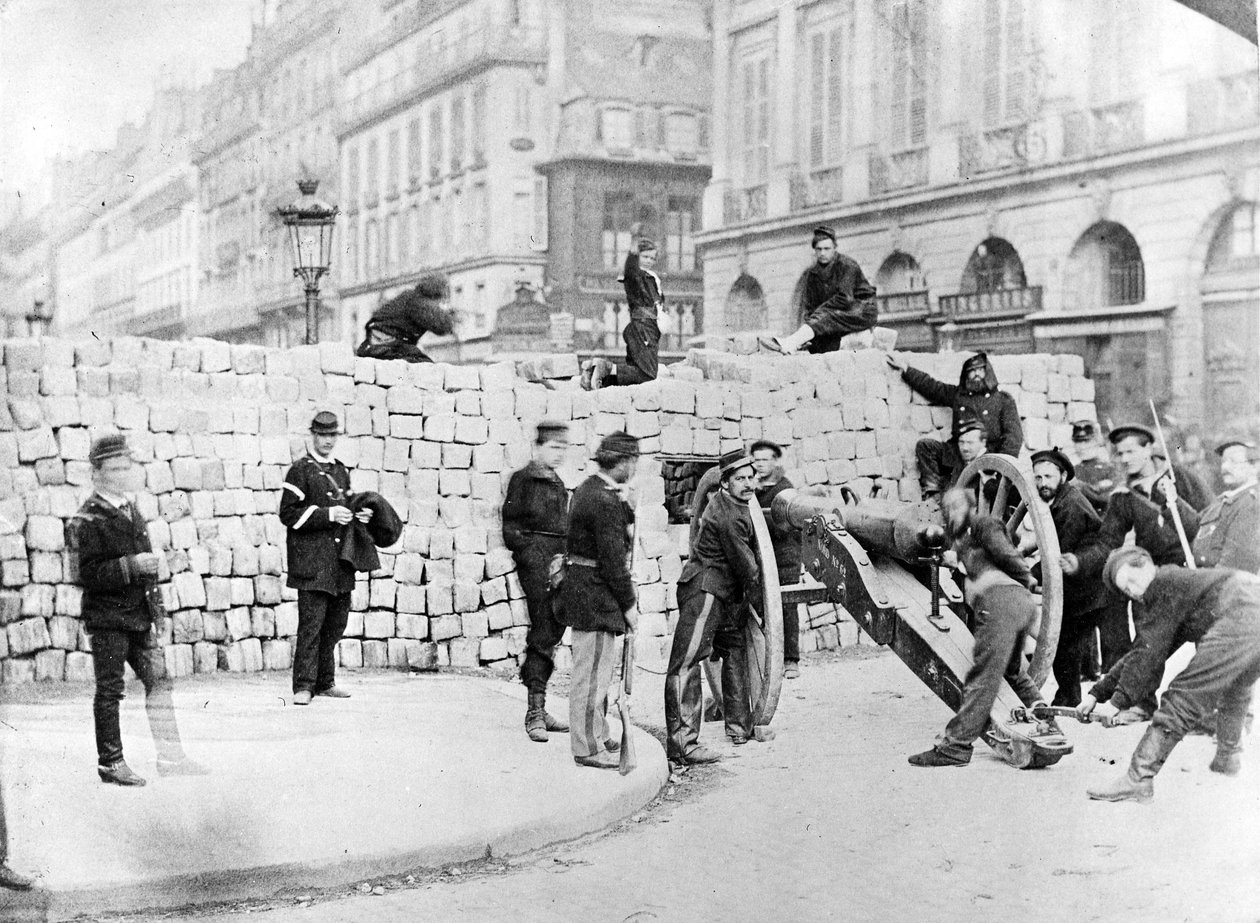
[{"xmin": 735, "ymin": 454, "xmax": 1071, "ymax": 769}]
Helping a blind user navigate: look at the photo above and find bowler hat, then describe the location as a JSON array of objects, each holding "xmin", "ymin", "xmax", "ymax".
[
  {"xmin": 309, "ymin": 411, "xmax": 341, "ymax": 435},
  {"xmin": 89, "ymin": 433, "xmax": 132, "ymax": 467},
  {"xmin": 1102, "ymin": 545, "xmax": 1154, "ymax": 595},
  {"xmin": 1108, "ymin": 423, "xmax": 1155, "ymax": 446},
  {"xmin": 1031, "ymin": 447, "xmax": 1075, "ymax": 482},
  {"xmin": 719, "ymin": 450, "xmax": 754, "ymax": 478}
]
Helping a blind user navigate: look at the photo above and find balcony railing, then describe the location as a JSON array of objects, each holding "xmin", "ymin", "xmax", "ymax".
[
  {"xmin": 1108, "ymin": 260, "xmax": 1145, "ymax": 306},
  {"xmin": 936, "ymin": 285, "xmax": 1042, "ymax": 321},
  {"xmin": 723, "ymin": 185, "xmax": 767, "ymax": 225},
  {"xmin": 1188, "ymin": 71, "xmax": 1260, "ymax": 136},
  {"xmin": 958, "ymin": 123, "xmax": 1047, "ymax": 177},
  {"xmin": 586, "ymin": 302, "xmax": 701, "ymax": 353},
  {"xmin": 869, "ymin": 148, "xmax": 929, "ymax": 196},
  {"xmin": 789, "ymin": 167, "xmax": 843, "ymax": 211},
  {"xmin": 876, "ymin": 290, "xmax": 931, "ymax": 317},
  {"xmin": 1062, "ymin": 100, "xmax": 1145, "ymax": 159}
]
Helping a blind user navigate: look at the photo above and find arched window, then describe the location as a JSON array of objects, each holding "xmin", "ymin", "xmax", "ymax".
[
  {"xmin": 1206, "ymin": 201, "xmax": 1260, "ymax": 272},
  {"xmin": 876, "ymin": 251, "xmax": 926, "ymax": 294},
  {"xmin": 961, "ymin": 237, "xmax": 1025, "ymax": 293},
  {"xmin": 1065, "ymin": 221, "xmax": 1144, "ymax": 308},
  {"xmin": 725, "ymin": 273, "xmax": 767, "ymax": 331}
]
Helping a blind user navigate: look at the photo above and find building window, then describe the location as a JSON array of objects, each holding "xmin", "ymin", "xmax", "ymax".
[
  {"xmin": 386, "ymin": 129, "xmax": 400, "ymax": 198},
  {"xmin": 961, "ymin": 237, "xmax": 1025, "ymax": 293},
  {"xmin": 404, "ymin": 205, "xmax": 419, "ymax": 264},
  {"xmin": 739, "ymin": 55, "xmax": 771, "ymax": 185},
  {"xmin": 387, "ymin": 212, "xmax": 400, "ymax": 269},
  {"xmin": 514, "ymin": 84, "xmax": 531, "ymax": 135},
  {"xmin": 429, "ymin": 104, "xmax": 444, "ymax": 180},
  {"xmin": 366, "ymin": 137, "xmax": 380, "ymax": 206},
  {"xmin": 665, "ymin": 112, "xmax": 698, "ymax": 158},
  {"xmin": 513, "ymin": 185, "xmax": 533, "ymax": 251},
  {"xmin": 407, "ymin": 118, "xmax": 423, "ymax": 188},
  {"xmin": 603, "ymin": 193, "xmax": 634, "ymax": 268},
  {"xmin": 450, "ymin": 96, "xmax": 466, "ymax": 173},
  {"xmin": 532, "ymin": 176, "xmax": 548, "ymax": 251},
  {"xmin": 1066, "ymin": 222, "xmax": 1144, "ymax": 308},
  {"xmin": 452, "ymin": 186, "xmax": 465, "ymax": 251},
  {"xmin": 366, "ymin": 219, "xmax": 380, "ymax": 275},
  {"xmin": 982, "ymin": 0, "xmax": 1030, "ymax": 127},
  {"xmin": 471, "ymin": 85, "xmax": 487, "ymax": 165},
  {"xmin": 665, "ymin": 198, "xmax": 696, "ymax": 272},
  {"xmin": 600, "ymin": 107, "xmax": 634, "ymax": 152},
  {"xmin": 1230, "ymin": 203, "xmax": 1259, "ymax": 259},
  {"xmin": 808, "ymin": 26, "xmax": 846, "ymax": 168},
  {"xmin": 470, "ymin": 182, "xmax": 488, "ymax": 253},
  {"xmin": 417, "ymin": 199, "xmax": 432, "ymax": 261},
  {"xmin": 888, "ymin": 0, "xmax": 927, "ymax": 149}
]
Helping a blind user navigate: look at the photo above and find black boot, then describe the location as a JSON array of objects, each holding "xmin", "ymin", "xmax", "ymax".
[
  {"xmin": 540, "ymin": 691, "xmax": 569, "ymax": 733},
  {"xmin": 525, "ymin": 692, "xmax": 548, "ymax": 743},
  {"xmin": 1211, "ymin": 711, "xmax": 1245, "ymax": 776},
  {"xmin": 1087, "ymin": 724, "xmax": 1180, "ymax": 803}
]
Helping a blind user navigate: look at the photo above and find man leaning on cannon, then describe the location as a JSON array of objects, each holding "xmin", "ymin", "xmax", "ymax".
[{"xmin": 885, "ymin": 351, "xmax": 1023, "ymax": 501}]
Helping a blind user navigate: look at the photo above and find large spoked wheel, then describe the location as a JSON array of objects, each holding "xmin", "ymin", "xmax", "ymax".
[
  {"xmin": 956, "ymin": 454, "xmax": 1063, "ymax": 688},
  {"xmin": 745, "ymin": 500, "xmax": 784, "ymax": 726}
]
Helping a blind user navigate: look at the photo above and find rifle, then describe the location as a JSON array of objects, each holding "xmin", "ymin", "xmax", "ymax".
[
  {"xmin": 619, "ymin": 637, "xmax": 637, "ymax": 775},
  {"xmin": 1148, "ymin": 400, "xmax": 1197, "ymax": 569}
]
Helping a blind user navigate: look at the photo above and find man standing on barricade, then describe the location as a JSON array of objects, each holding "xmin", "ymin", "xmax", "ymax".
[
  {"xmin": 885, "ymin": 351, "xmax": 1023, "ymax": 501},
  {"xmin": 559, "ymin": 432, "xmax": 640, "ymax": 770},
  {"xmin": 280, "ymin": 412, "xmax": 371, "ymax": 706},
  {"xmin": 503, "ymin": 421, "xmax": 572, "ymax": 742},
  {"xmin": 666, "ymin": 450, "xmax": 763, "ymax": 765}
]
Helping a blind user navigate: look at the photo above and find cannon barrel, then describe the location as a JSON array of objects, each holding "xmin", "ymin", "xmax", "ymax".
[{"xmin": 770, "ymin": 488, "xmax": 944, "ymax": 562}]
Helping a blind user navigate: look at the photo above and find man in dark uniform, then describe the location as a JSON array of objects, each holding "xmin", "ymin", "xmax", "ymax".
[
  {"xmin": 761, "ymin": 225, "xmax": 877, "ymax": 354},
  {"xmin": 502, "ymin": 421, "xmax": 572, "ymax": 742},
  {"xmin": 885, "ymin": 351, "xmax": 1024, "ymax": 500},
  {"xmin": 1085, "ymin": 547, "xmax": 1260, "ymax": 802},
  {"xmin": 1192, "ymin": 439, "xmax": 1260, "ymax": 573},
  {"xmin": 1069, "ymin": 420, "xmax": 1118, "ymax": 515},
  {"xmin": 70, "ymin": 433, "xmax": 202, "ymax": 786},
  {"xmin": 750, "ymin": 440, "xmax": 802, "ymax": 679},
  {"xmin": 1030, "ymin": 448, "xmax": 1106, "ymax": 707},
  {"xmin": 666, "ymin": 450, "xmax": 763, "ymax": 765},
  {"xmin": 582, "ymin": 230, "xmax": 664, "ymax": 390},
  {"xmin": 280, "ymin": 412, "xmax": 371, "ymax": 706},
  {"xmin": 355, "ymin": 274, "xmax": 456, "ymax": 363},
  {"xmin": 558, "ymin": 432, "xmax": 640, "ymax": 770}
]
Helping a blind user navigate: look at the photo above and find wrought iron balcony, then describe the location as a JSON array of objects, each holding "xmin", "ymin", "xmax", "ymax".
[
  {"xmin": 869, "ymin": 148, "xmax": 929, "ymax": 196},
  {"xmin": 789, "ymin": 167, "xmax": 843, "ymax": 210},
  {"xmin": 936, "ymin": 285, "xmax": 1042, "ymax": 321},
  {"xmin": 723, "ymin": 185, "xmax": 767, "ymax": 225},
  {"xmin": 876, "ymin": 290, "xmax": 931, "ymax": 318},
  {"xmin": 1187, "ymin": 70, "xmax": 1260, "ymax": 136},
  {"xmin": 1108, "ymin": 260, "xmax": 1145, "ymax": 306},
  {"xmin": 958, "ymin": 123, "xmax": 1047, "ymax": 177},
  {"xmin": 1062, "ymin": 100, "xmax": 1145, "ymax": 159}
]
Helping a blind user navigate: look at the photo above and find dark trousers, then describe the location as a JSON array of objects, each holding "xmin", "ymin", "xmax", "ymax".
[
  {"xmin": 609, "ymin": 317, "xmax": 660, "ymax": 387},
  {"xmin": 1098, "ymin": 596, "xmax": 1133, "ymax": 672},
  {"xmin": 90, "ymin": 628, "xmax": 181, "ymax": 766},
  {"xmin": 940, "ymin": 584, "xmax": 1043, "ymax": 758},
  {"xmin": 355, "ymin": 340, "xmax": 432, "ymax": 363},
  {"xmin": 293, "ymin": 590, "xmax": 352, "ymax": 693},
  {"xmin": 665, "ymin": 581, "xmax": 750, "ymax": 761},
  {"xmin": 914, "ymin": 438, "xmax": 962, "ymax": 496},
  {"xmin": 1051, "ymin": 606, "xmax": 1106, "ymax": 707},
  {"xmin": 779, "ymin": 565, "xmax": 801, "ymax": 663},
  {"xmin": 516, "ymin": 542, "xmax": 566, "ymax": 693}
]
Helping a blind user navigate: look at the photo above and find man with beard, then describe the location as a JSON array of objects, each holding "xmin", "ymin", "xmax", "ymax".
[
  {"xmin": 909, "ymin": 488, "xmax": 1052, "ymax": 767},
  {"xmin": 1029, "ymin": 448, "xmax": 1106, "ymax": 707},
  {"xmin": 886, "ymin": 352, "xmax": 1023, "ymax": 501},
  {"xmin": 1192, "ymin": 439, "xmax": 1260, "ymax": 573},
  {"xmin": 760, "ymin": 225, "xmax": 877, "ymax": 355},
  {"xmin": 1085, "ymin": 547, "xmax": 1260, "ymax": 802},
  {"xmin": 355, "ymin": 274, "xmax": 456, "ymax": 363},
  {"xmin": 666, "ymin": 450, "xmax": 763, "ymax": 765}
]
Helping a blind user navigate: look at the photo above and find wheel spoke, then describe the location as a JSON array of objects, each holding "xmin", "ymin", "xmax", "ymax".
[
  {"xmin": 974, "ymin": 479, "xmax": 989, "ymax": 516},
  {"xmin": 992, "ymin": 476, "xmax": 1011, "ymax": 520},
  {"xmin": 1005, "ymin": 500, "xmax": 1028, "ymax": 540}
]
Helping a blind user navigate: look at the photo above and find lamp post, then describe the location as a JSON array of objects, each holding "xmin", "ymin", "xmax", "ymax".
[
  {"xmin": 275, "ymin": 178, "xmax": 338, "ymax": 345},
  {"xmin": 25, "ymin": 299, "xmax": 52, "ymax": 338}
]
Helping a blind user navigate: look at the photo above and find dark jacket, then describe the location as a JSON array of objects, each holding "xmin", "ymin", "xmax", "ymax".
[
  {"xmin": 1074, "ymin": 470, "xmax": 1202, "ymax": 576},
  {"xmin": 365, "ymin": 286, "xmax": 455, "ymax": 346},
  {"xmin": 1074, "ymin": 456, "xmax": 1120, "ymax": 514},
  {"xmin": 1097, "ymin": 567, "xmax": 1258, "ymax": 710},
  {"xmin": 1192, "ymin": 484, "xmax": 1260, "ymax": 573},
  {"xmin": 339, "ymin": 492, "xmax": 405, "ymax": 573},
  {"xmin": 951, "ymin": 514, "xmax": 1034, "ymax": 608},
  {"xmin": 559, "ymin": 474, "xmax": 635, "ymax": 633},
  {"xmin": 793, "ymin": 254, "xmax": 878, "ymax": 353},
  {"xmin": 502, "ymin": 461, "xmax": 570, "ymax": 600},
  {"xmin": 679, "ymin": 489, "xmax": 761, "ymax": 605},
  {"xmin": 756, "ymin": 471, "xmax": 800, "ymax": 578},
  {"xmin": 279, "ymin": 452, "xmax": 356, "ymax": 594},
  {"xmin": 901, "ymin": 353, "xmax": 1024, "ymax": 455},
  {"xmin": 69, "ymin": 493, "xmax": 156, "ymax": 632},
  {"xmin": 1043, "ymin": 481, "xmax": 1107, "ymax": 615},
  {"xmin": 620, "ymin": 251, "xmax": 663, "ymax": 322}
]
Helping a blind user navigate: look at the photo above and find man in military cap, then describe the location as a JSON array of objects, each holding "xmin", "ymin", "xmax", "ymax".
[
  {"xmin": 70, "ymin": 433, "xmax": 202, "ymax": 786},
  {"xmin": 1192, "ymin": 439, "xmax": 1260, "ymax": 573},
  {"xmin": 502, "ymin": 421, "xmax": 572, "ymax": 742},
  {"xmin": 1069, "ymin": 420, "xmax": 1118, "ymax": 514},
  {"xmin": 1030, "ymin": 448, "xmax": 1106, "ymax": 707},
  {"xmin": 280, "ymin": 412, "xmax": 372, "ymax": 706},
  {"xmin": 581, "ymin": 228, "xmax": 666, "ymax": 390},
  {"xmin": 355, "ymin": 273, "xmax": 456, "ymax": 363},
  {"xmin": 1084, "ymin": 547, "xmax": 1260, "ymax": 802},
  {"xmin": 665, "ymin": 450, "xmax": 763, "ymax": 765},
  {"xmin": 558, "ymin": 432, "xmax": 640, "ymax": 770},
  {"xmin": 761, "ymin": 225, "xmax": 877, "ymax": 355}
]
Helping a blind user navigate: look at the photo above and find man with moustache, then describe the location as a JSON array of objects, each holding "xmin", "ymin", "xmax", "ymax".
[{"xmin": 1192, "ymin": 438, "xmax": 1260, "ymax": 573}]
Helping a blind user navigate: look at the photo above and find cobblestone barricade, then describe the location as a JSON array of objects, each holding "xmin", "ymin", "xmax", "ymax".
[{"xmin": 0, "ymin": 335, "xmax": 1096, "ymax": 682}]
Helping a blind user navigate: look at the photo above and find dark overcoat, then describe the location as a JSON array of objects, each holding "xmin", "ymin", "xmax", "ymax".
[
  {"xmin": 678, "ymin": 488, "xmax": 761, "ymax": 605},
  {"xmin": 793, "ymin": 255, "xmax": 878, "ymax": 353},
  {"xmin": 1046, "ymin": 481, "xmax": 1107, "ymax": 615},
  {"xmin": 502, "ymin": 460, "xmax": 570, "ymax": 601},
  {"xmin": 901, "ymin": 354, "xmax": 1024, "ymax": 454},
  {"xmin": 68, "ymin": 493, "xmax": 156, "ymax": 632},
  {"xmin": 279, "ymin": 453, "xmax": 356, "ymax": 594},
  {"xmin": 1192, "ymin": 485, "xmax": 1260, "ymax": 573},
  {"xmin": 1074, "ymin": 473, "xmax": 1202, "ymax": 576},
  {"xmin": 558, "ymin": 474, "xmax": 635, "ymax": 634}
]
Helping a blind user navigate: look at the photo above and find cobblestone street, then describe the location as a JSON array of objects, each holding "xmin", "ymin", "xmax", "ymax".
[{"xmin": 171, "ymin": 649, "xmax": 1260, "ymax": 923}]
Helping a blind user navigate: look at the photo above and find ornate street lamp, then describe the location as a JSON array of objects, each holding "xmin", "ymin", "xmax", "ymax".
[{"xmin": 275, "ymin": 178, "xmax": 338, "ymax": 345}]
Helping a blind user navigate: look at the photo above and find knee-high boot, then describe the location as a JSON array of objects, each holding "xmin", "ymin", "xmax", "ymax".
[
  {"xmin": 1087, "ymin": 725, "xmax": 1181, "ymax": 804},
  {"xmin": 1211, "ymin": 712, "xmax": 1245, "ymax": 776}
]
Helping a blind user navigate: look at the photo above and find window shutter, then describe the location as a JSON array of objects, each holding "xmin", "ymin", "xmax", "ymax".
[
  {"xmin": 826, "ymin": 27, "xmax": 844, "ymax": 164},
  {"xmin": 810, "ymin": 33, "xmax": 825, "ymax": 168}
]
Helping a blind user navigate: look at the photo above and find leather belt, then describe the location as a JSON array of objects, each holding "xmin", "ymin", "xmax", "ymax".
[
  {"xmin": 566, "ymin": 554, "xmax": 598, "ymax": 567},
  {"xmin": 525, "ymin": 530, "xmax": 566, "ymax": 538}
]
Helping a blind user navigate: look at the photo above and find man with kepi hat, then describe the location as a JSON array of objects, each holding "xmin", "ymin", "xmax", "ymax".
[
  {"xmin": 665, "ymin": 449, "xmax": 764, "ymax": 765},
  {"xmin": 1028, "ymin": 448, "xmax": 1106, "ymax": 707},
  {"xmin": 70, "ymin": 433, "xmax": 204, "ymax": 785},
  {"xmin": 1083, "ymin": 546, "xmax": 1260, "ymax": 802},
  {"xmin": 1191, "ymin": 438, "xmax": 1260, "ymax": 573},
  {"xmin": 279, "ymin": 412, "xmax": 372, "ymax": 706},
  {"xmin": 760, "ymin": 225, "xmax": 877, "ymax": 355}
]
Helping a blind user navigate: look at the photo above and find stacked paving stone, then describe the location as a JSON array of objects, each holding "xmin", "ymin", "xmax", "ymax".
[{"xmin": 0, "ymin": 335, "xmax": 1095, "ymax": 682}]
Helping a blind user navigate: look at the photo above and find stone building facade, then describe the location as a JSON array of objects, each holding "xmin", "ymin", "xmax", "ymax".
[{"xmin": 698, "ymin": 0, "xmax": 1259, "ymax": 439}]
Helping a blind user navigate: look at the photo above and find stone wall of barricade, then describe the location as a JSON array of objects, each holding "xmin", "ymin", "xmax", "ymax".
[{"xmin": 0, "ymin": 334, "xmax": 1096, "ymax": 682}]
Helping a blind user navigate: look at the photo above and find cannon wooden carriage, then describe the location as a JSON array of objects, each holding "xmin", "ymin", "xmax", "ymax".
[{"xmin": 733, "ymin": 455, "xmax": 1072, "ymax": 769}]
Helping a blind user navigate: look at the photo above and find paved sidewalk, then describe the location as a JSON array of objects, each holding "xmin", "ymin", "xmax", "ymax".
[{"xmin": 0, "ymin": 670, "xmax": 666, "ymax": 921}]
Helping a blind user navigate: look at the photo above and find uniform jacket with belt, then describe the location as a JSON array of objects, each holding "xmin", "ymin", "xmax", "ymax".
[
  {"xmin": 901, "ymin": 353, "xmax": 1023, "ymax": 454},
  {"xmin": 279, "ymin": 452, "xmax": 356, "ymax": 594},
  {"xmin": 793, "ymin": 255, "xmax": 878, "ymax": 353},
  {"xmin": 679, "ymin": 488, "xmax": 761, "ymax": 605},
  {"xmin": 69, "ymin": 492, "xmax": 157, "ymax": 632},
  {"xmin": 559, "ymin": 474, "xmax": 635, "ymax": 634},
  {"xmin": 1074, "ymin": 469, "xmax": 1202, "ymax": 575},
  {"xmin": 620, "ymin": 250, "xmax": 663, "ymax": 323},
  {"xmin": 1192, "ymin": 483, "xmax": 1260, "ymax": 573},
  {"xmin": 502, "ymin": 461, "xmax": 570, "ymax": 599}
]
